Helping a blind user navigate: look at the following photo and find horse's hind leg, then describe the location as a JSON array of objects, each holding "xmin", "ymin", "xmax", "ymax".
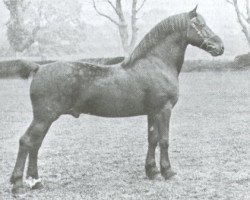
[
  {"xmin": 10, "ymin": 117, "xmax": 55, "ymax": 194},
  {"xmin": 145, "ymin": 115, "xmax": 160, "ymax": 179},
  {"xmin": 26, "ymin": 119, "xmax": 53, "ymax": 189}
]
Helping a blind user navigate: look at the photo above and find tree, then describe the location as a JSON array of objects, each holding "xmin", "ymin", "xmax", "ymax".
[
  {"xmin": 226, "ymin": 0, "xmax": 250, "ymax": 46},
  {"xmin": 20, "ymin": 0, "xmax": 86, "ymax": 59},
  {"xmin": 4, "ymin": 0, "xmax": 40, "ymax": 56},
  {"xmin": 92, "ymin": 0, "xmax": 147, "ymax": 54}
]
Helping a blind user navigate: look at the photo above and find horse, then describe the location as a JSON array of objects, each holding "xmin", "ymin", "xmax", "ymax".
[{"xmin": 3, "ymin": 7, "xmax": 224, "ymax": 194}]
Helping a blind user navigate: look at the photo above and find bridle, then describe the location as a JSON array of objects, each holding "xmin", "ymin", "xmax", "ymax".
[
  {"xmin": 190, "ymin": 20, "xmax": 217, "ymax": 49},
  {"xmin": 200, "ymin": 35, "xmax": 217, "ymax": 49}
]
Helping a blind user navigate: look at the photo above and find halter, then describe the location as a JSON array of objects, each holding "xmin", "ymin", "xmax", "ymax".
[
  {"xmin": 190, "ymin": 21, "xmax": 217, "ymax": 49},
  {"xmin": 200, "ymin": 35, "xmax": 217, "ymax": 49}
]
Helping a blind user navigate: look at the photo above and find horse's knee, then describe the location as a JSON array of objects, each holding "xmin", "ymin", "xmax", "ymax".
[
  {"xmin": 148, "ymin": 126, "xmax": 158, "ymax": 145},
  {"xmin": 19, "ymin": 135, "xmax": 31, "ymax": 150},
  {"xmin": 159, "ymin": 139, "xmax": 169, "ymax": 149},
  {"xmin": 19, "ymin": 134, "xmax": 39, "ymax": 150},
  {"xmin": 148, "ymin": 134, "xmax": 158, "ymax": 147}
]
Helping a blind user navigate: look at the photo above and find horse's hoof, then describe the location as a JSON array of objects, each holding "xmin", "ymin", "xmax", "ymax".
[
  {"xmin": 11, "ymin": 185, "xmax": 26, "ymax": 196},
  {"xmin": 11, "ymin": 178, "xmax": 25, "ymax": 195},
  {"xmin": 146, "ymin": 166, "xmax": 160, "ymax": 180},
  {"xmin": 25, "ymin": 177, "xmax": 43, "ymax": 190},
  {"xmin": 161, "ymin": 168, "xmax": 177, "ymax": 180},
  {"xmin": 31, "ymin": 181, "xmax": 43, "ymax": 190}
]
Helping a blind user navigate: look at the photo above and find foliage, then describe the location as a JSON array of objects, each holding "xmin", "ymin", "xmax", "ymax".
[
  {"xmin": 234, "ymin": 52, "xmax": 250, "ymax": 67},
  {"xmin": 3, "ymin": 0, "xmax": 86, "ymax": 59},
  {"xmin": 4, "ymin": 0, "xmax": 39, "ymax": 54},
  {"xmin": 26, "ymin": 0, "xmax": 86, "ymax": 59},
  {"xmin": 182, "ymin": 59, "xmax": 249, "ymax": 72}
]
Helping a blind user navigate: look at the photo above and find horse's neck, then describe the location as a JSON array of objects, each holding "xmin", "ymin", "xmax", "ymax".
[{"xmin": 149, "ymin": 32, "xmax": 187, "ymax": 75}]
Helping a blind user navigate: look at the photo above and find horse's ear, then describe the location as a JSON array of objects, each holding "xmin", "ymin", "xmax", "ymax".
[{"xmin": 189, "ymin": 5, "xmax": 198, "ymax": 19}]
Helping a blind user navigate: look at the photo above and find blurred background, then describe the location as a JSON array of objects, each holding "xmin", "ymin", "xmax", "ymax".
[{"xmin": 0, "ymin": 0, "xmax": 249, "ymax": 62}]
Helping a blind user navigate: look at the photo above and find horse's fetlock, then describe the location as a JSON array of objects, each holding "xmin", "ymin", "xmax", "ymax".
[{"xmin": 10, "ymin": 173, "xmax": 22, "ymax": 184}]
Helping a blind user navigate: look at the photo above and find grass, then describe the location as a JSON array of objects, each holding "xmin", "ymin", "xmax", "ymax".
[{"xmin": 0, "ymin": 71, "xmax": 249, "ymax": 199}]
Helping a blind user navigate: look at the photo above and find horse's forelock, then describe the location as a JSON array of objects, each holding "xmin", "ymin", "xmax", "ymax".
[{"xmin": 123, "ymin": 13, "xmax": 188, "ymax": 67}]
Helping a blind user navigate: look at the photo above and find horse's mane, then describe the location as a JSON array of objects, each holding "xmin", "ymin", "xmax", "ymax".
[{"xmin": 122, "ymin": 13, "xmax": 189, "ymax": 67}]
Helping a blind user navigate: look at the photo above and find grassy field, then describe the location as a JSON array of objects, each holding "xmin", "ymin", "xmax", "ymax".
[{"xmin": 0, "ymin": 71, "xmax": 249, "ymax": 200}]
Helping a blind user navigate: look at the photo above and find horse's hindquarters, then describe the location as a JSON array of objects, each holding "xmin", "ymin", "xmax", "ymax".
[{"xmin": 30, "ymin": 63, "xmax": 80, "ymax": 119}]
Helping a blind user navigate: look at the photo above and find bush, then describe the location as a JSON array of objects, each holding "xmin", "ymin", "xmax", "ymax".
[
  {"xmin": 234, "ymin": 52, "xmax": 250, "ymax": 67},
  {"xmin": 182, "ymin": 59, "xmax": 248, "ymax": 72}
]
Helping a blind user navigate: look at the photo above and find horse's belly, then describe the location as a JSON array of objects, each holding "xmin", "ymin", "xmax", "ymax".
[
  {"xmin": 76, "ymin": 92, "xmax": 146, "ymax": 117},
  {"xmin": 88, "ymin": 105, "xmax": 145, "ymax": 117},
  {"xmin": 74, "ymin": 85, "xmax": 175, "ymax": 118}
]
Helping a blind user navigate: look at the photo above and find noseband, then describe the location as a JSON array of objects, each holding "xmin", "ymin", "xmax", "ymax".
[{"xmin": 200, "ymin": 35, "xmax": 217, "ymax": 49}]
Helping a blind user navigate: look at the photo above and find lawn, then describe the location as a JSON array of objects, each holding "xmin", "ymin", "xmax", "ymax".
[{"xmin": 0, "ymin": 70, "xmax": 249, "ymax": 200}]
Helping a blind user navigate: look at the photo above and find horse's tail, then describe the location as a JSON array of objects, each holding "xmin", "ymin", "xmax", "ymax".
[{"xmin": 0, "ymin": 60, "xmax": 39, "ymax": 79}]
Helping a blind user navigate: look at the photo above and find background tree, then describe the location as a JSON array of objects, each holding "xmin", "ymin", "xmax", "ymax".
[
  {"xmin": 226, "ymin": 0, "xmax": 250, "ymax": 46},
  {"xmin": 4, "ymin": 0, "xmax": 40, "ymax": 56},
  {"xmin": 92, "ymin": 0, "xmax": 147, "ymax": 54},
  {"xmin": 17, "ymin": 0, "xmax": 86, "ymax": 60}
]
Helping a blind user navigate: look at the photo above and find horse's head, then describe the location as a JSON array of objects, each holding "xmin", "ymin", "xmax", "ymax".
[{"xmin": 186, "ymin": 6, "xmax": 224, "ymax": 56}]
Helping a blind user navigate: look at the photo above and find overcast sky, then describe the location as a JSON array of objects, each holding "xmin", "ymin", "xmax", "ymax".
[
  {"xmin": 0, "ymin": 0, "xmax": 242, "ymax": 28},
  {"xmin": 80, "ymin": 0, "xmax": 238, "ymax": 26}
]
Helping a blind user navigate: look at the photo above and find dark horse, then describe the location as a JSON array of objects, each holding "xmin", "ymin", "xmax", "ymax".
[{"xmin": 4, "ymin": 7, "xmax": 224, "ymax": 194}]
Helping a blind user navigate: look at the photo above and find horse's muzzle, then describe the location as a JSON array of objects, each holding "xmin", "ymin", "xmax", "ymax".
[
  {"xmin": 206, "ymin": 36, "xmax": 224, "ymax": 57},
  {"xmin": 210, "ymin": 44, "xmax": 224, "ymax": 56}
]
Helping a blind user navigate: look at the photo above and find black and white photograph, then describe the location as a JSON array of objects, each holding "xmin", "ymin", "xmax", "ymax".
[{"xmin": 0, "ymin": 0, "xmax": 249, "ymax": 199}]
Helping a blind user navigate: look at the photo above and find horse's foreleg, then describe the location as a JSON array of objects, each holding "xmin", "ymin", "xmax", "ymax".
[
  {"xmin": 145, "ymin": 115, "xmax": 160, "ymax": 179},
  {"xmin": 10, "ymin": 118, "xmax": 53, "ymax": 194},
  {"xmin": 158, "ymin": 103, "xmax": 176, "ymax": 180}
]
